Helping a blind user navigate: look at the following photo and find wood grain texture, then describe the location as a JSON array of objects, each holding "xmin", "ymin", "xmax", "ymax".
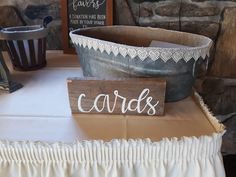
[
  {"xmin": 210, "ymin": 8, "xmax": 236, "ymax": 77},
  {"xmin": 60, "ymin": 0, "xmax": 113, "ymax": 54},
  {"xmin": 67, "ymin": 78, "xmax": 166, "ymax": 116}
]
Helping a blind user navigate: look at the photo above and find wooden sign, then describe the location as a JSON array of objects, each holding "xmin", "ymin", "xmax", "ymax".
[
  {"xmin": 61, "ymin": 0, "xmax": 113, "ymax": 54},
  {"xmin": 67, "ymin": 78, "xmax": 166, "ymax": 116}
]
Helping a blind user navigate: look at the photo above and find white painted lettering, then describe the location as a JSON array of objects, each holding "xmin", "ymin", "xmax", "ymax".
[
  {"xmin": 77, "ymin": 88, "xmax": 160, "ymax": 115},
  {"xmin": 73, "ymin": 0, "xmax": 106, "ymax": 11}
]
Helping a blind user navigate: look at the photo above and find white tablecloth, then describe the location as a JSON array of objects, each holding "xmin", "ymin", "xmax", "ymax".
[{"xmin": 0, "ymin": 51, "xmax": 225, "ymax": 177}]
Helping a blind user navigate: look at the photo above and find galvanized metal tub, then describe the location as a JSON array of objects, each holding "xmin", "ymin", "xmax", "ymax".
[{"xmin": 70, "ymin": 26, "xmax": 213, "ymax": 102}]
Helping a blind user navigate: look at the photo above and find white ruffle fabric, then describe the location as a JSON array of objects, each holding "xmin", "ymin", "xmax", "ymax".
[{"xmin": 0, "ymin": 134, "xmax": 225, "ymax": 177}]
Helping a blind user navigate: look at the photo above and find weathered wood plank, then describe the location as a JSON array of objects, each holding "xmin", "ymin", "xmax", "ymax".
[
  {"xmin": 210, "ymin": 8, "xmax": 236, "ymax": 77},
  {"xmin": 67, "ymin": 78, "xmax": 166, "ymax": 116}
]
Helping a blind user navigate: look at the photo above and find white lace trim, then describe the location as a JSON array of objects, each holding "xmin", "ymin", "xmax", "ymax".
[{"xmin": 70, "ymin": 33, "xmax": 212, "ymax": 62}]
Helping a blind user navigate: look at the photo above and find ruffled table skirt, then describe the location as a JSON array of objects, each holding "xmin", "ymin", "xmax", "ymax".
[
  {"xmin": 0, "ymin": 133, "xmax": 225, "ymax": 177},
  {"xmin": 0, "ymin": 52, "xmax": 225, "ymax": 177}
]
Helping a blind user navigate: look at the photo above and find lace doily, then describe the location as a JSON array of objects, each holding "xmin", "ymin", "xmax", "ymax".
[{"xmin": 70, "ymin": 33, "xmax": 212, "ymax": 62}]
